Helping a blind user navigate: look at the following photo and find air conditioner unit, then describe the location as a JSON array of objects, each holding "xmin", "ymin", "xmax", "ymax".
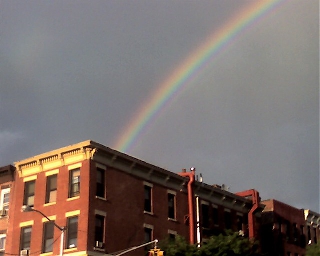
[
  {"xmin": 20, "ymin": 249, "xmax": 29, "ymax": 256},
  {"xmin": 95, "ymin": 241, "xmax": 104, "ymax": 248},
  {"xmin": 0, "ymin": 209, "xmax": 7, "ymax": 217}
]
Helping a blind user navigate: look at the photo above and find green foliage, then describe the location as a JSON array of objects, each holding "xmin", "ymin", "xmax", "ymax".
[
  {"xmin": 159, "ymin": 235, "xmax": 198, "ymax": 256},
  {"xmin": 159, "ymin": 231, "xmax": 260, "ymax": 256},
  {"xmin": 306, "ymin": 243, "xmax": 320, "ymax": 256}
]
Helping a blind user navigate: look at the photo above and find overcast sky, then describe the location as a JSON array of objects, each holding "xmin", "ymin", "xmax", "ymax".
[{"xmin": 0, "ymin": 0, "xmax": 319, "ymax": 212}]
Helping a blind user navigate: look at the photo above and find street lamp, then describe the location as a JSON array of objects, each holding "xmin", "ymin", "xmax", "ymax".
[{"xmin": 21, "ymin": 205, "xmax": 65, "ymax": 256}]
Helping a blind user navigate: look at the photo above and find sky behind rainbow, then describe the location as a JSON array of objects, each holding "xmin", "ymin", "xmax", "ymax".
[
  {"xmin": 0, "ymin": 1, "xmax": 318, "ymax": 212},
  {"xmin": 113, "ymin": 0, "xmax": 285, "ymax": 153}
]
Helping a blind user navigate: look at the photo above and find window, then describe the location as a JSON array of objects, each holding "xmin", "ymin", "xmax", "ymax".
[
  {"xmin": 42, "ymin": 221, "xmax": 54, "ymax": 253},
  {"xmin": 285, "ymin": 220, "xmax": 290, "ymax": 241},
  {"xmin": 144, "ymin": 227, "xmax": 153, "ymax": 243},
  {"xmin": 95, "ymin": 215, "xmax": 105, "ymax": 243},
  {"xmin": 20, "ymin": 226, "xmax": 32, "ymax": 250},
  {"xmin": 66, "ymin": 216, "xmax": 78, "ymax": 249},
  {"xmin": 313, "ymin": 227, "xmax": 317, "ymax": 244},
  {"xmin": 0, "ymin": 188, "xmax": 10, "ymax": 213},
  {"xmin": 307, "ymin": 226, "xmax": 311, "ymax": 243},
  {"xmin": 168, "ymin": 193, "xmax": 176, "ymax": 219},
  {"xmin": 300, "ymin": 225, "xmax": 304, "ymax": 235},
  {"xmin": 224, "ymin": 210, "xmax": 232, "ymax": 230},
  {"xmin": 144, "ymin": 185, "xmax": 152, "ymax": 213},
  {"xmin": 168, "ymin": 230, "xmax": 177, "ymax": 242},
  {"xmin": 0, "ymin": 234, "xmax": 6, "ymax": 252},
  {"xmin": 169, "ymin": 233, "xmax": 176, "ymax": 241},
  {"xmin": 144, "ymin": 225, "xmax": 153, "ymax": 251},
  {"xmin": 236, "ymin": 215, "xmax": 243, "ymax": 231},
  {"xmin": 45, "ymin": 175, "xmax": 57, "ymax": 204},
  {"xmin": 96, "ymin": 168, "xmax": 105, "ymax": 198},
  {"xmin": 23, "ymin": 181, "xmax": 35, "ymax": 206},
  {"xmin": 201, "ymin": 204, "xmax": 209, "ymax": 228},
  {"xmin": 69, "ymin": 168, "xmax": 80, "ymax": 198},
  {"xmin": 212, "ymin": 207, "xmax": 219, "ymax": 225},
  {"xmin": 292, "ymin": 223, "xmax": 299, "ymax": 243}
]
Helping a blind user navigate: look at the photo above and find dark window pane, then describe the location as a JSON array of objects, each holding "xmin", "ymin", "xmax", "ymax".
[
  {"xmin": 95, "ymin": 215, "xmax": 105, "ymax": 242},
  {"xmin": 67, "ymin": 216, "xmax": 78, "ymax": 248},
  {"xmin": 168, "ymin": 194, "xmax": 175, "ymax": 219},
  {"xmin": 23, "ymin": 181, "xmax": 35, "ymax": 206},
  {"xmin": 169, "ymin": 233, "xmax": 175, "ymax": 242},
  {"xmin": 42, "ymin": 221, "xmax": 54, "ymax": 253},
  {"xmin": 237, "ymin": 215, "xmax": 243, "ymax": 231},
  {"xmin": 144, "ymin": 186, "xmax": 152, "ymax": 212},
  {"xmin": 45, "ymin": 175, "xmax": 57, "ymax": 203},
  {"xmin": 201, "ymin": 204, "xmax": 209, "ymax": 228},
  {"xmin": 69, "ymin": 169, "xmax": 80, "ymax": 198},
  {"xmin": 144, "ymin": 228, "xmax": 152, "ymax": 243},
  {"xmin": 224, "ymin": 211, "xmax": 232, "ymax": 230},
  {"xmin": 212, "ymin": 207, "xmax": 219, "ymax": 224},
  {"xmin": 20, "ymin": 226, "xmax": 32, "ymax": 250},
  {"xmin": 96, "ymin": 168, "xmax": 105, "ymax": 197}
]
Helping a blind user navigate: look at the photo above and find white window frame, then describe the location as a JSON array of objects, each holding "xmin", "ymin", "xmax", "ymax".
[
  {"xmin": 0, "ymin": 234, "xmax": 5, "ymax": 251},
  {"xmin": 0, "ymin": 188, "xmax": 10, "ymax": 212}
]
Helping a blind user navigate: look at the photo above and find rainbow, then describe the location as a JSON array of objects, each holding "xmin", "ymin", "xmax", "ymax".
[{"xmin": 113, "ymin": 0, "xmax": 285, "ymax": 153}]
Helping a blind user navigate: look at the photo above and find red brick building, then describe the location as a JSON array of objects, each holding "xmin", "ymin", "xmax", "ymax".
[
  {"xmin": 4, "ymin": 140, "xmax": 262, "ymax": 256},
  {"xmin": 0, "ymin": 165, "xmax": 15, "ymax": 255},
  {"xmin": 260, "ymin": 199, "xmax": 307, "ymax": 256}
]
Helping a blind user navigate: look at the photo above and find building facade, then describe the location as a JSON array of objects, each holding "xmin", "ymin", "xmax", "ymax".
[
  {"xmin": 260, "ymin": 199, "xmax": 307, "ymax": 256},
  {"xmin": 4, "ymin": 140, "xmax": 262, "ymax": 256}
]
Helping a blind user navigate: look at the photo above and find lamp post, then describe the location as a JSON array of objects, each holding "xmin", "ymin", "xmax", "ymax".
[{"xmin": 21, "ymin": 205, "xmax": 65, "ymax": 256}]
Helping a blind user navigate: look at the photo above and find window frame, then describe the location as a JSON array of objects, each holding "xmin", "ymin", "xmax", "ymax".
[
  {"xmin": 0, "ymin": 188, "xmax": 10, "ymax": 212},
  {"xmin": 69, "ymin": 168, "xmax": 80, "ymax": 198},
  {"xmin": 42, "ymin": 221, "xmax": 55, "ymax": 253},
  {"xmin": 20, "ymin": 226, "xmax": 32, "ymax": 250},
  {"xmin": 144, "ymin": 185, "xmax": 152, "ymax": 213},
  {"xmin": 144, "ymin": 226, "xmax": 153, "ymax": 243},
  {"xmin": 224, "ymin": 210, "xmax": 232, "ymax": 230},
  {"xmin": 0, "ymin": 234, "xmax": 6, "ymax": 251},
  {"xmin": 167, "ymin": 192, "xmax": 176, "ymax": 220},
  {"xmin": 143, "ymin": 224, "xmax": 154, "ymax": 252},
  {"xmin": 94, "ymin": 214, "xmax": 105, "ymax": 243},
  {"xmin": 66, "ymin": 216, "xmax": 78, "ymax": 249},
  {"xmin": 23, "ymin": 180, "xmax": 35, "ymax": 206},
  {"xmin": 201, "ymin": 203, "xmax": 210, "ymax": 229},
  {"xmin": 168, "ymin": 230, "xmax": 177, "ymax": 242},
  {"xmin": 236, "ymin": 214, "xmax": 243, "ymax": 231},
  {"xmin": 96, "ymin": 167, "xmax": 106, "ymax": 198},
  {"xmin": 212, "ymin": 206, "xmax": 219, "ymax": 226},
  {"xmin": 45, "ymin": 174, "xmax": 57, "ymax": 204}
]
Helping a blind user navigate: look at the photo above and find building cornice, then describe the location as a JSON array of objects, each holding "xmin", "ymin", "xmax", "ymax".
[
  {"xmin": 304, "ymin": 209, "xmax": 320, "ymax": 226},
  {"xmin": 14, "ymin": 140, "xmax": 253, "ymax": 210},
  {"xmin": 15, "ymin": 140, "xmax": 96, "ymax": 177}
]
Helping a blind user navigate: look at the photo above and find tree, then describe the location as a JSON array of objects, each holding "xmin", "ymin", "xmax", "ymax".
[
  {"xmin": 159, "ymin": 231, "xmax": 261, "ymax": 256},
  {"xmin": 197, "ymin": 231, "xmax": 260, "ymax": 256},
  {"xmin": 159, "ymin": 235, "xmax": 198, "ymax": 256},
  {"xmin": 306, "ymin": 243, "xmax": 320, "ymax": 256}
]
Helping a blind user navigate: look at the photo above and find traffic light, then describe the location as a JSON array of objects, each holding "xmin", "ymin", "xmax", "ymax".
[
  {"xmin": 157, "ymin": 250, "xmax": 164, "ymax": 256},
  {"xmin": 148, "ymin": 248, "xmax": 164, "ymax": 256}
]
